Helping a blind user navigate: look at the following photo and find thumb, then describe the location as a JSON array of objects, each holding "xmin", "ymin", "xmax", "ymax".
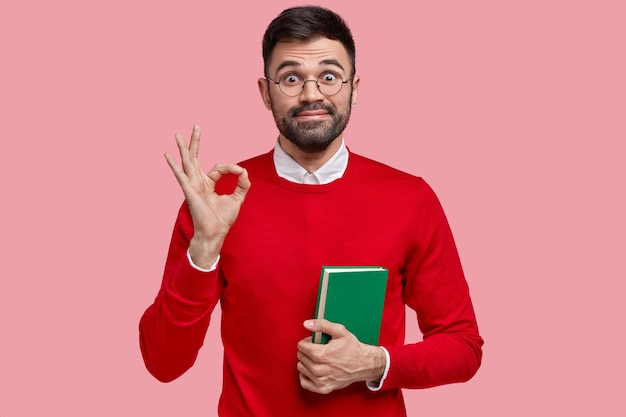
[{"xmin": 303, "ymin": 319, "xmax": 349, "ymax": 338}]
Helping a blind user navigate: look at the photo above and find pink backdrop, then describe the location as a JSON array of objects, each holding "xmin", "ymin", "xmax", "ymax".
[{"xmin": 1, "ymin": 1, "xmax": 624, "ymax": 415}]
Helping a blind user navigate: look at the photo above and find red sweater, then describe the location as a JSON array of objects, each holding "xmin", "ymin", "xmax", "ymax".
[{"xmin": 140, "ymin": 150, "xmax": 483, "ymax": 416}]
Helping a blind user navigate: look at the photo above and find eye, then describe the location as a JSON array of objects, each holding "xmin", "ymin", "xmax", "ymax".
[
  {"xmin": 319, "ymin": 71, "xmax": 339, "ymax": 84},
  {"xmin": 281, "ymin": 73, "xmax": 302, "ymax": 85}
]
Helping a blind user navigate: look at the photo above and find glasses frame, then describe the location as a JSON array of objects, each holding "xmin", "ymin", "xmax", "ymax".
[{"xmin": 265, "ymin": 72, "xmax": 355, "ymax": 97}]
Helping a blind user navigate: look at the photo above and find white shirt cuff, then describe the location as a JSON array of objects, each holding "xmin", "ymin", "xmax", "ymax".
[
  {"xmin": 186, "ymin": 249, "xmax": 220, "ymax": 272},
  {"xmin": 366, "ymin": 346, "xmax": 390, "ymax": 391}
]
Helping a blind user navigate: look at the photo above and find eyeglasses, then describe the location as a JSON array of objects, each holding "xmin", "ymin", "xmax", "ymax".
[{"xmin": 265, "ymin": 71, "xmax": 354, "ymax": 97}]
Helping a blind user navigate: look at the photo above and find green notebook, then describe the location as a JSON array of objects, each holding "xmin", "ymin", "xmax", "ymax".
[{"xmin": 313, "ymin": 266, "xmax": 388, "ymax": 345}]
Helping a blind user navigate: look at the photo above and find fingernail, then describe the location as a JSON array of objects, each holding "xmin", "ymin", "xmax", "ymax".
[{"xmin": 303, "ymin": 320, "xmax": 315, "ymax": 329}]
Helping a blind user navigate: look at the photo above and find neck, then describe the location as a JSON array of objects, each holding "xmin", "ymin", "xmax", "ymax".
[{"xmin": 278, "ymin": 135, "xmax": 343, "ymax": 173}]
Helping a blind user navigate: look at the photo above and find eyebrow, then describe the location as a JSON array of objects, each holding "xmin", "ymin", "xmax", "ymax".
[{"xmin": 275, "ymin": 59, "xmax": 346, "ymax": 75}]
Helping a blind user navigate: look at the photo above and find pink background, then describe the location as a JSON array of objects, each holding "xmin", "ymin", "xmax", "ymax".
[{"xmin": 1, "ymin": 0, "xmax": 624, "ymax": 415}]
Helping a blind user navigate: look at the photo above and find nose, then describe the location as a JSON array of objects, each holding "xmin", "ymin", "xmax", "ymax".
[{"xmin": 299, "ymin": 79, "xmax": 324, "ymax": 102}]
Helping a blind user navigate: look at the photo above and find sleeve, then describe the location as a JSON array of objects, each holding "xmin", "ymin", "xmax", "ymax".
[
  {"xmin": 139, "ymin": 203, "xmax": 225, "ymax": 382},
  {"xmin": 382, "ymin": 180, "xmax": 483, "ymax": 389}
]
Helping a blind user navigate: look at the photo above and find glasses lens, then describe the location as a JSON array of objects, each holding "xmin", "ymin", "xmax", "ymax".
[
  {"xmin": 278, "ymin": 74, "xmax": 304, "ymax": 97},
  {"xmin": 317, "ymin": 71, "xmax": 343, "ymax": 96}
]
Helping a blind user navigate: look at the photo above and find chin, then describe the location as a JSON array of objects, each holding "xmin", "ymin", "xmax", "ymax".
[{"xmin": 288, "ymin": 138, "xmax": 334, "ymax": 154}]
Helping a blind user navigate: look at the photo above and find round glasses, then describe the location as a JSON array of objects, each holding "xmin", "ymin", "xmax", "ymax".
[{"xmin": 266, "ymin": 71, "xmax": 353, "ymax": 97}]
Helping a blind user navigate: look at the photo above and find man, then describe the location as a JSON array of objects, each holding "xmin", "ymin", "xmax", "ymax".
[{"xmin": 140, "ymin": 6, "xmax": 483, "ymax": 416}]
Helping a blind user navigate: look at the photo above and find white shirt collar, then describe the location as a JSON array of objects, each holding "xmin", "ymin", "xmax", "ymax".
[{"xmin": 273, "ymin": 138, "xmax": 349, "ymax": 185}]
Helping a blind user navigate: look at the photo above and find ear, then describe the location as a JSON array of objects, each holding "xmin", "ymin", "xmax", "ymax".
[
  {"xmin": 350, "ymin": 74, "xmax": 360, "ymax": 107},
  {"xmin": 258, "ymin": 78, "xmax": 273, "ymax": 110}
]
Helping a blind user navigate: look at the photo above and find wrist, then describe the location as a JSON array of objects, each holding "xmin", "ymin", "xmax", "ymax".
[
  {"xmin": 365, "ymin": 346, "xmax": 390, "ymax": 391},
  {"xmin": 188, "ymin": 235, "xmax": 223, "ymax": 269},
  {"xmin": 363, "ymin": 344, "xmax": 387, "ymax": 382}
]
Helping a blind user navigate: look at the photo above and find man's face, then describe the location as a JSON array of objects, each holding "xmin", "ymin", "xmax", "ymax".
[{"xmin": 259, "ymin": 37, "xmax": 359, "ymax": 154}]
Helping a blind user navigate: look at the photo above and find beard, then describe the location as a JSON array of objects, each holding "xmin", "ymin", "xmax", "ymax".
[{"xmin": 271, "ymin": 100, "xmax": 352, "ymax": 154}]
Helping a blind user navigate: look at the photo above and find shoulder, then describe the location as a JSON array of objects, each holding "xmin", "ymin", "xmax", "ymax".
[
  {"xmin": 348, "ymin": 152, "xmax": 425, "ymax": 186},
  {"xmin": 238, "ymin": 150, "xmax": 274, "ymax": 171},
  {"xmin": 346, "ymin": 151, "xmax": 443, "ymax": 205}
]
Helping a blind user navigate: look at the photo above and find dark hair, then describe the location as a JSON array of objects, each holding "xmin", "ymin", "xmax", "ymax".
[{"xmin": 262, "ymin": 6, "xmax": 356, "ymax": 76}]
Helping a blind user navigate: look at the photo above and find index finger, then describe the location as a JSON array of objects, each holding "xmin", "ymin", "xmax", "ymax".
[{"xmin": 206, "ymin": 163, "xmax": 246, "ymax": 183}]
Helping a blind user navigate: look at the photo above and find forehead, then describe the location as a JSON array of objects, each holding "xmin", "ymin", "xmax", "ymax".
[{"xmin": 267, "ymin": 37, "xmax": 351, "ymax": 75}]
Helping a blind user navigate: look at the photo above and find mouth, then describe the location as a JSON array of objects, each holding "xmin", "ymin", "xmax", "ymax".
[
  {"xmin": 292, "ymin": 104, "xmax": 334, "ymax": 122},
  {"xmin": 295, "ymin": 110, "xmax": 330, "ymax": 121}
]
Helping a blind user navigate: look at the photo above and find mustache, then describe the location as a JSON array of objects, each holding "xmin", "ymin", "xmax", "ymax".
[{"xmin": 289, "ymin": 103, "xmax": 335, "ymax": 117}]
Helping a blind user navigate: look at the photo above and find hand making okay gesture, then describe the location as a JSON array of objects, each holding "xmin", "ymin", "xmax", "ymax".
[{"xmin": 165, "ymin": 125, "xmax": 251, "ymax": 269}]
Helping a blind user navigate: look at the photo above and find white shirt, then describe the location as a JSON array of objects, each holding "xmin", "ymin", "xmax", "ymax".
[{"xmin": 273, "ymin": 138, "xmax": 349, "ymax": 184}]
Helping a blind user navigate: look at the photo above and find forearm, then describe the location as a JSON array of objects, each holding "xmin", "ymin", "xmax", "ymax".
[
  {"xmin": 139, "ymin": 257, "xmax": 222, "ymax": 382},
  {"xmin": 383, "ymin": 330, "xmax": 483, "ymax": 389},
  {"xmin": 139, "ymin": 204, "xmax": 224, "ymax": 382},
  {"xmin": 382, "ymin": 279, "xmax": 483, "ymax": 389}
]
